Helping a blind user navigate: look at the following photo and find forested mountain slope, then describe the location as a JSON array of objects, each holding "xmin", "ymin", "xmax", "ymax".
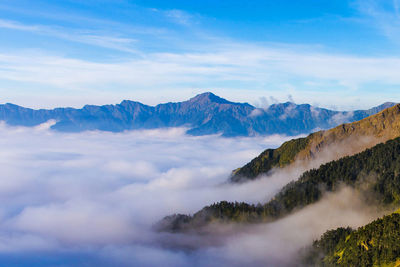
[
  {"xmin": 158, "ymin": 136, "xmax": 400, "ymax": 232},
  {"xmin": 303, "ymin": 211, "xmax": 400, "ymax": 266},
  {"xmin": 232, "ymin": 103, "xmax": 400, "ymax": 182}
]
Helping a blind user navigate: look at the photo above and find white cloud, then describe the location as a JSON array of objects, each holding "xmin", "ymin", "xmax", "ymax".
[
  {"xmin": 1, "ymin": 13, "xmax": 400, "ymax": 109},
  {"xmin": 248, "ymin": 108, "xmax": 263, "ymax": 117},
  {"xmin": 329, "ymin": 111, "xmax": 355, "ymax": 125},
  {"xmin": 1, "ymin": 44, "xmax": 400, "ymax": 105},
  {"xmin": 279, "ymin": 102, "xmax": 297, "ymax": 120},
  {"xmin": 1, "ymin": 2, "xmax": 400, "ymax": 110},
  {"xmin": 0, "ymin": 123, "xmax": 294, "ymax": 259},
  {"xmin": 0, "ymin": 18, "xmax": 139, "ymax": 53},
  {"xmin": 0, "ymin": 123, "xmax": 385, "ymax": 265},
  {"xmin": 355, "ymin": 0, "xmax": 400, "ymax": 44},
  {"xmin": 164, "ymin": 9, "xmax": 194, "ymax": 26}
]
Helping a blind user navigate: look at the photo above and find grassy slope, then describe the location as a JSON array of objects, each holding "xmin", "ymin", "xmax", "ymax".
[{"xmin": 231, "ymin": 137, "xmax": 309, "ymax": 181}]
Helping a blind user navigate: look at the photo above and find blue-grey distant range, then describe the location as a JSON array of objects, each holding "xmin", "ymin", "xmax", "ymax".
[{"xmin": 0, "ymin": 92, "xmax": 395, "ymax": 137}]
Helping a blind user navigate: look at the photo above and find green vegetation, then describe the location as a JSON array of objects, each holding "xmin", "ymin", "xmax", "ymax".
[
  {"xmin": 155, "ymin": 201, "xmax": 264, "ymax": 232},
  {"xmin": 231, "ymin": 137, "xmax": 309, "ymax": 182},
  {"xmin": 302, "ymin": 227, "xmax": 353, "ymax": 265},
  {"xmin": 159, "ymin": 136, "xmax": 400, "ymax": 232},
  {"xmin": 231, "ymin": 104, "xmax": 400, "ymax": 182},
  {"xmin": 303, "ymin": 213, "xmax": 400, "ymax": 266}
]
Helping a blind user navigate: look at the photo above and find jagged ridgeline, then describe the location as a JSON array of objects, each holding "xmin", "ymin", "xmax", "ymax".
[
  {"xmin": 303, "ymin": 211, "xmax": 400, "ymax": 266},
  {"xmin": 231, "ymin": 104, "xmax": 400, "ymax": 182},
  {"xmin": 0, "ymin": 93, "xmax": 394, "ymax": 137},
  {"xmin": 157, "ymin": 136, "xmax": 400, "ymax": 232}
]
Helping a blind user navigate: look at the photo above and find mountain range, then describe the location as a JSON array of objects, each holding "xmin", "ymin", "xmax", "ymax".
[{"xmin": 0, "ymin": 92, "xmax": 395, "ymax": 137}]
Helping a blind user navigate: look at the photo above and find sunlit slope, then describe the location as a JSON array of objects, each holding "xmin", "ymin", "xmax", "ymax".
[
  {"xmin": 158, "ymin": 136, "xmax": 400, "ymax": 232},
  {"xmin": 303, "ymin": 212, "xmax": 400, "ymax": 266},
  {"xmin": 232, "ymin": 104, "xmax": 400, "ymax": 182}
]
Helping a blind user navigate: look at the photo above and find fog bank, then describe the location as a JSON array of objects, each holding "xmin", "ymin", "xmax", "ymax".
[{"xmin": 0, "ymin": 123, "xmax": 381, "ymax": 266}]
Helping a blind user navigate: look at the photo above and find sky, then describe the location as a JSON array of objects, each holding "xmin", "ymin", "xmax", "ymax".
[{"xmin": 0, "ymin": 0, "xmax": 400, "ymax": 109}]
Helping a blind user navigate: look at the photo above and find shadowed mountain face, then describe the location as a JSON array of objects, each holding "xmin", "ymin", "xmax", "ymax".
[{"xmin": 0, "ymin": 92, "xmax": 395, "ymax": 137}]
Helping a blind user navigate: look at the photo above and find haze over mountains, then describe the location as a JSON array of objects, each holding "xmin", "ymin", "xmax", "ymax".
[{"xmin": 0, "ymin": 92, "xmax": 395, "ymax": 137}]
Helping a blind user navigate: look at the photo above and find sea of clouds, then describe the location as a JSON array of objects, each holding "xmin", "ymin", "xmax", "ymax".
[{"xmin": 0, "ymin": 122, "xmax": 381, "ymax": 266}]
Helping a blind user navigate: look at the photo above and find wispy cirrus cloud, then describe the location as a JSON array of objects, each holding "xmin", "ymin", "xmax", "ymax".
[
  {"xmin": 354, "ymin": 0, "xmax": 400, "ymax": 44},
  {"xmin": 0, "ymin": 44, "xmax": 400, "ymax": 106},
  {"xmin": 157, "ymin": 9, "xmax": 195, "ymax": 26},
  {"xmin": 0, "ymin": 1, "xmax": 400, "ymax": 109},
  {"xmin": 0, "ymin": 18, "xmax": 139, "ymax": 53},
  {"xmin": 1, "ymin": 16, "xmax": 399, "ymax": 90}
]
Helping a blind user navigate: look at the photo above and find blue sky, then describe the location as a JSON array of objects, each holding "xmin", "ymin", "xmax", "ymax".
[{"xmin": 0, "ymin": 0, "xmax": 399, "ymax": 109}]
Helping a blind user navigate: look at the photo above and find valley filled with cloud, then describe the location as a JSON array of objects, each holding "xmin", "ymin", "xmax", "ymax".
[{"xmin": 0, "ymin": 123, "xmax": 381, "ymax": 266}]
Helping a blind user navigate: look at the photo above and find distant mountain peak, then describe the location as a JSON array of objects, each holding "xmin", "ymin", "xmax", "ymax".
[
  {"xmin": 119, "ymin": 99, "xmax": 144, "ymax": 106},
  {"xmin": 188, "ymin": 92, "xmax": 233, "ymax": 104},
  {"xmin": 0, "ymin": 93, "xmax": 395, "ymax": 137}
]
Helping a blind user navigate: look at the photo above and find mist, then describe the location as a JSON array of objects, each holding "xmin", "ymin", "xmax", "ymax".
[{"xmin": 0, "ymin": 122, "xmax": 382, "ymax": 266}]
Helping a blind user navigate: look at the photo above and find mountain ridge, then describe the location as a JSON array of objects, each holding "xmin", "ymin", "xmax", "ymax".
[
  {"xmin": 232, "ymin": 103, "xmax": 400, "ymax": 182},
  {"xmin": 0, "ymin": 92, "xmax": 395, "ymax": 137}
]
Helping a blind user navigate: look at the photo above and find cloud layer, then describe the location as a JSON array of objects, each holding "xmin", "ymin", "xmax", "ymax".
[
  {"xmin": 0, "ymin": 122, "xmax": 384, "ymax": 266},
  {"xmin": 0, "ymin": 123, "xmax": 298, "ymax": 265}
]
